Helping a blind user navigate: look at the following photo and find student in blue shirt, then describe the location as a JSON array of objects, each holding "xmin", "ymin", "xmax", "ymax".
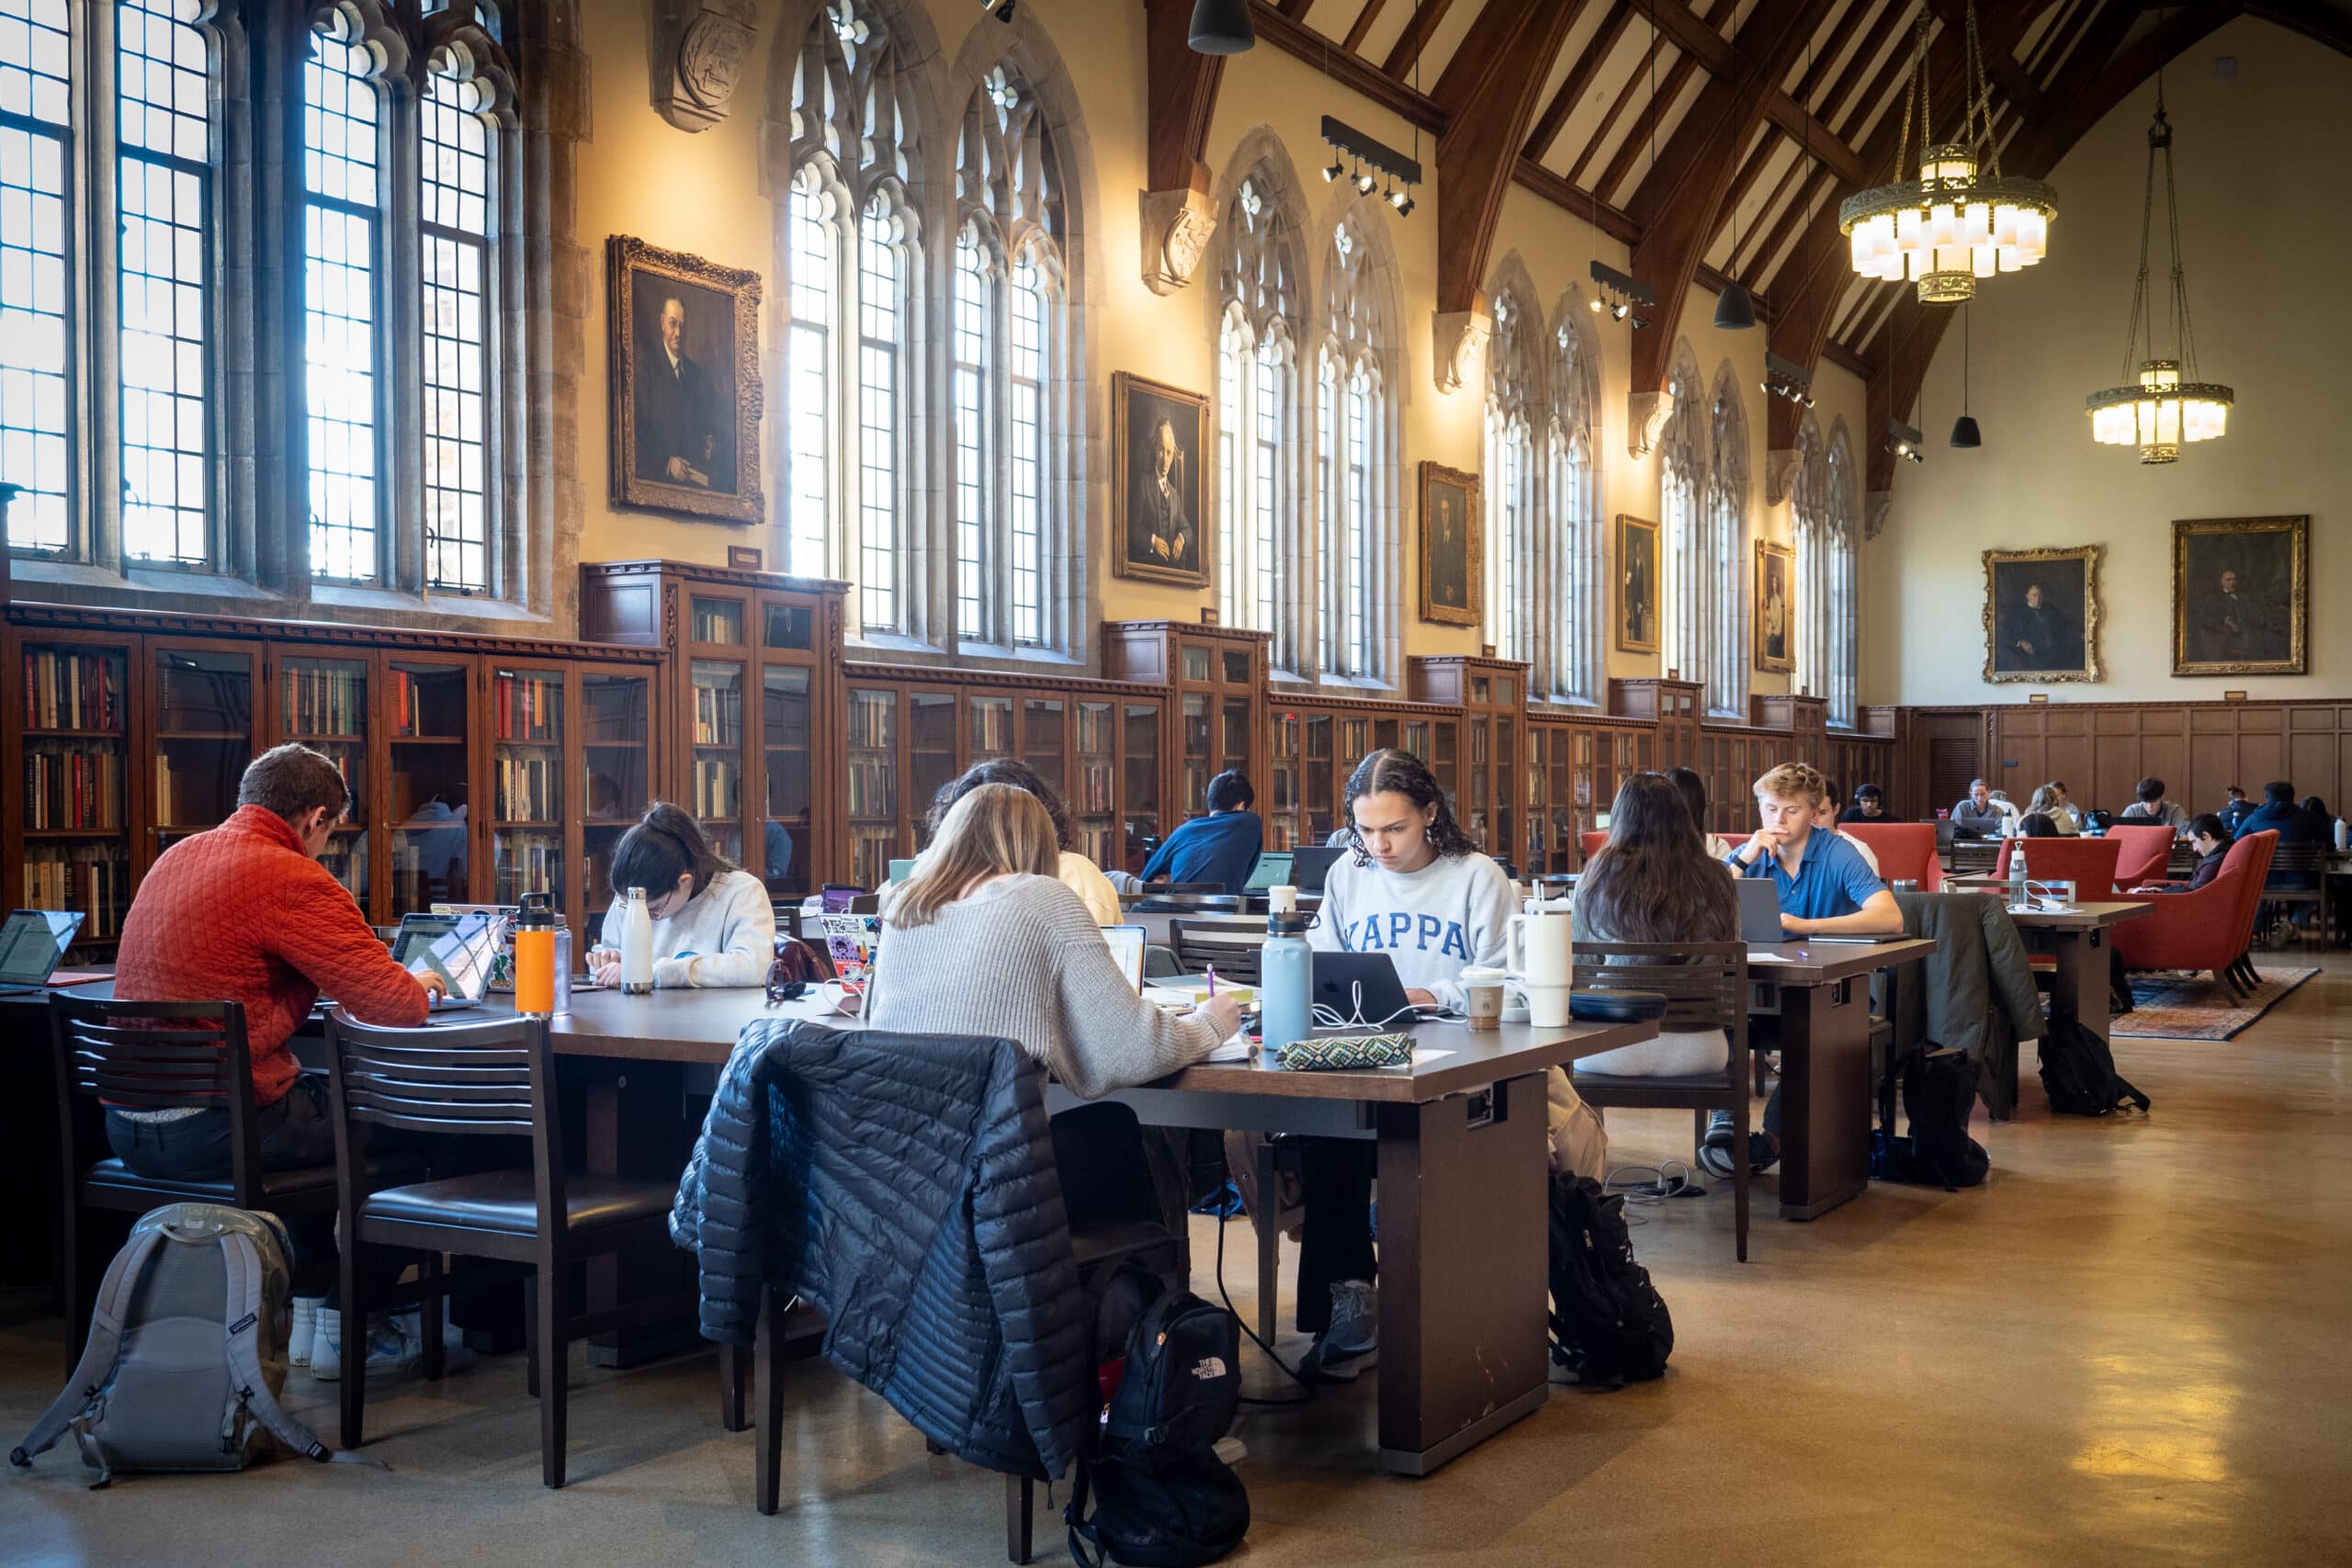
[
  {"xmin": 1702, "ymin": 762, "xmax": 1902, "ymax": 1176},
  {"xmin": 1137, "ymin": 770, "xmax": 1263, "ymax": 894}
]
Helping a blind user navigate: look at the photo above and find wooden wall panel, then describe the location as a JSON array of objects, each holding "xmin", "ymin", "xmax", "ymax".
[
  {"xmin": 1966, "ymin": 701, "xmax": 2347, "ymax": 822},
  {"xmin": 2288, "ymin": 732, "xmax": 2333, "ymax": 801}
]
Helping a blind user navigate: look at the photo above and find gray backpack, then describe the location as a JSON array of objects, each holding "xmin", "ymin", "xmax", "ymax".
[{"xmin": 11, "ymin": 1203, "xmax": 363, "ymax": 1485}]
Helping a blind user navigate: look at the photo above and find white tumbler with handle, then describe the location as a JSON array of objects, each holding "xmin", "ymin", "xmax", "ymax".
[{"xmin": 1507, "ymin": 898, "xmax": 1575, "ymax": 1028}]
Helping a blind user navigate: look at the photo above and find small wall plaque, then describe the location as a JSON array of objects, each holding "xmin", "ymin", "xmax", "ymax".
[{"xmin": 728, "ymin": 546, "xmax": 763, "ymax": 571}]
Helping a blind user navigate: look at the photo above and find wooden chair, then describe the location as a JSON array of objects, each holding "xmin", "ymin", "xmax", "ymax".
[
  {"xmin": 323, "ymin": 1009, "xmax": 679, "ymax": 1488},
  {"xmin": 2261, "ymin": 842, "xmax": 2327, "ymax": 946},
  {"xmin": 48, "ymin": 997, "xmax": 347, "ymax": 1371},
  {"xmin": 1566, "ymin": 942, "xmax": 1753, "ymax": 1262},
  {"xmin": 1170, "ymin": 919, "xmax": 1267, "ymax": 985}
]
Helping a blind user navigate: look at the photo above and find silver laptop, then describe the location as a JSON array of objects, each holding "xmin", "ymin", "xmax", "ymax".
[
  {"xmin": 390, "ymin": 910, "xmax": 503, "ymax": 1010},
  {"xmin": 0, "ymin": 909, "xmax": 83, "ymax": 995}
]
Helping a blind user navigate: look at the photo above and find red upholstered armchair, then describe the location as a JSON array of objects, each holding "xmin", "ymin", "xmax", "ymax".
[
  {"xmin": 2106, "ymin": 824, "xmax": 2177, "ymax": 886},
  {"xmin": 1841, "ymin": 823, "xmax": 1942, "ymax": 890},
  {"xmin": 1579, "ymin": 830, "xmax": 1609, "ymax": 866},
  {"xmin": 2114, "ymin": 830, "xmax": 2278, "ymax": 997},
  {"xmin": 1992, "ymin": 836, "xmax": 2122, "ymax": 897}
]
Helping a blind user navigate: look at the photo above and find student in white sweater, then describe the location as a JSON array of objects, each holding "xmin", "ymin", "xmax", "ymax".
[
  {"xmin": 922, "ymin": 759, "xmax": 1123, "ymax": 928},
  {"xmin": 588, "ymin": 803, "xmax": 776, "ymax": 988}
]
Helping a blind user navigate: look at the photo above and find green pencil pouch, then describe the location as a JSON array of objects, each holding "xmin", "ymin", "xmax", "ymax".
[{"xmin": 1274, "ymin": 1032, "xmax": 1416, "ymax": 1071}]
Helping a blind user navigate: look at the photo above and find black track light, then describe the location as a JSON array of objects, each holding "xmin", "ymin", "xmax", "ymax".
[{"xmin": 1323, "ymin": 159, "xmax": 1343, "ymax": 183}]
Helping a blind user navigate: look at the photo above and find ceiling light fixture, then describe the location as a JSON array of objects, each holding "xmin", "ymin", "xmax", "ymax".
[
  {"xmin": 1323, "ymin": 159, "xmax": 1344, "ymax": 183},
  {"xmin": 1713, "ymin": 0, "xmax": 1757, "ymax": 330},
  {"xmin": 1186, "ymin": 0, "xmax": 1254, "ymax": 54},
  {"xmin": 1951, "ymin": 302, "xmax": 1982, "ymax": 447},
  {"xmin": 1590, "ymin": 261, "xmax": 1655, "ymax": 330},
  {"xmin": 2085, "ymin": 37, "xmax": 2231, "ymax": 463},
  {"xmin": 1886, "ymin": 417, "xmax": 1925, "ymax": 464},
  {"xmin": 1322, "ymin": 115, "xmax": 1420, "ymax": 218},
  {"xmin": 1761, "ymin": 351, "xmax": 1814, "ymax": 407},
  {"xmin": 1840, "ymin": 1, "xmax": 2056, "ymax": 302}
]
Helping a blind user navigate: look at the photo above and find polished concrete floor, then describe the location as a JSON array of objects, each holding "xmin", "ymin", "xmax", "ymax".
[{"xmin": 5, "ymin": 956, "xmax": 2348, "ymax": 1566}]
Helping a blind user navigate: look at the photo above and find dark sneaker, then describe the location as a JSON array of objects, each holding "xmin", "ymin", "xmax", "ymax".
[
  {"xmin": 1698, "ymin": 1111, "xmax": 1737, "ymax": 1179},
  {"xmin": 1306, "ymin": 1280, "xmax": 1377, "ymax": 1381}
]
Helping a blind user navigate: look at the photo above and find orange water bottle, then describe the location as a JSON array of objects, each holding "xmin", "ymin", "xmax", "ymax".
[{"xmin": 514, "ymin": 892, "xmax": 557, "ymax": 1015}]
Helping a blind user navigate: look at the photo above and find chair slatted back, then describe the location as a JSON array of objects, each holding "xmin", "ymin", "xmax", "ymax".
[
  {"xmin": 1571, "ymin": 941, "xmax": 1748, "ymax": 1069},
  {"xmin": 48, "ymin": 996, "xmax": 264, "ymax": 1201},
  {"xmin": 2265, "ymin": 841, "xmax": 2325, "ymax": 886},
  {"xmin": 1170, "ymin": 919, "xmax": 1266, "ymax": 986}
]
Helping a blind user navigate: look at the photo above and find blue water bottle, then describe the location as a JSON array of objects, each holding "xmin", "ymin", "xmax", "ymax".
[{"xmin": 1260, "ymin": 886, "xmax": 1314, "ymax": 1057}]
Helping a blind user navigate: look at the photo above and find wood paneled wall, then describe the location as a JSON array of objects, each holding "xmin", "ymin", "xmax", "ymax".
[{"xmin": 1905, "ymin": 701, "xmax": 2352, "ymax": 820}]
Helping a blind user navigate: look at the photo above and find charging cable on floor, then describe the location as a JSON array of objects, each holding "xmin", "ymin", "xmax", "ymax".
[
  {"xmin": 1602, "ymin": 1160, "xmax": 1708, "ymax": 1222},
  {"xmin": 1211, "ymin": 1146, "xmax": 1316, "ymax": 1409}
]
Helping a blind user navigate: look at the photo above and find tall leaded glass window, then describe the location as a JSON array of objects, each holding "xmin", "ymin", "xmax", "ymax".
[
  {"xmin": 1657, "ymin": 347, "xmax": 1707, "ymax": 688},
  {"xmin": 1554, "ymin": 313, "xmax": 1601, "ymax": 704},
  {"xmin": 419, "ymin": 61, "xmax": 492, "ymax": 592},
  {"xmin": 1706, "ymin": 368, "xmax": 1749, "ymax": 716},
  {"xmin": 1319, "ymin": 214, "xmax": 1389, "ymax": 683},
  {"xmin": 1482, "ymin": 287, "xmax": 1543, "ymax": 671},
  {"xmin": 785, "ymin": 165, "xmax": 832, "ymax": 582},
  {"xmin": 854, "ymin": 190, "xmax": 900, "ymax": 633},
  {"xmin": 1826, "ymin": 424, "xmax": 1859, "ymax": 726},
  {"xmin": 1341, "ymin": 369, "xmax": 1370, "ymax": 675},
  {"xmin": 1007, "ymin": 253, "xmax": 1045, "ymax": 646},
  {"xmin": 301, "ymin": 19, "xmax": 381, "ymax": 582},
  {"xmin": 951, "ymin": 227, "xmax": 989, "ymax": 637},
  {"xmin": 118, "ymin": 0, "xmax": 212, "ymax": 565},
  {"xmin": 1214, "ymin": 174, "xmax": 1298, "ymax": 661},
  {"xmin": 0, "ymin": 0, "xmax": 73, "ymax": 553}
]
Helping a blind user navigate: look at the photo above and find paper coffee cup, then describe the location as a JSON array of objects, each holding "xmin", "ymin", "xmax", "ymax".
[{"xmin": 1461, "ymin": 964, "xmax": 1507, "ymax": 1031}]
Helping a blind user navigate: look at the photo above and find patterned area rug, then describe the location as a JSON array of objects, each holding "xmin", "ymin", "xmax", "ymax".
[{"xmin": 2112, "ymin": 967, "xmax": 2321, "ymax": 1041}]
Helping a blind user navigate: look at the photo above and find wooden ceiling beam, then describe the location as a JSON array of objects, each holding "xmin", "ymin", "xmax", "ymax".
[
  {"xmin": 1343, "ymin": 0, "xmax": 1396, "ymax": 53},
  {"xmin": 1523, "ymin": 0, "xmax": 1634, "ymax": 163},
  {"xmin": 1434, "ymin": 0, "xmax": 1591, "ymax": 316},
  {"xmin": 1512, "ymin": 160, "xmax": 1645, "ymax": 245},
  {"xmin": 1143, "ymin": 0, "xmax": 1227, "ymax": 193},
  {"xmin": 1248, "ymin": 2, "xmax": 1449, "ymax": 131},
  {"xmin": 1928, "ymin": 0, "xmax": 2044, "ymax": 118},
  {"xmin": 2239, "ymin": 0, "xmax": 2352, "ymax": 56},
  {"xmin": 1568, "ymin": 3, "xmax": 1691, "ymax": 191},
  {"xmin": 1383, "ymin": 0, "xmax": 1464, "ymax": 80},
  {"xmin": 1732, "ymin": 137, "xmax": 1811, "ymax": 276},
  {"xmin": 1592, "ymin": 0, "xmax": 1725, "ymax": 202},
  {"xmin": 1793, "ymin": 0, "xmax": 1882, "ymax": 103},
  {"xmin": 1275, "ymin": 0, "xmax": 1317, "ymax": 17},
  {"xmin": 1644, "ymin": 0, "xmax": 1869, "ymax": 180},
  {"xmin": 1817, "ymin": 0, "xmax": 1918, "ymax": 131}
]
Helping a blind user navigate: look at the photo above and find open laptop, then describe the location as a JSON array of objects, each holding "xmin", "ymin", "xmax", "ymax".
[
  {"xmin": 1735, "ymin": 877, "xmax": 1787, "ymax": 945},
  {"xmin": 390, "ymin": 910, "xmax": 503, "ymax": 1010},
  {"xmin": 1287, "ymin": 845, "xmax": 1344, "ymax": 895},
  {"xmin": 1311, "ymin": 951, "xmax": 1426, "ymax": 1027},
  {"xmin": 1242, "ymin": 852, "xmax": 1295, "ymax": 893},
  {"xmin": 0, "ymin": 909, "xmax": 84, "ymax": 995},
  {"xmin": 1101, "ymin": 925, "xmax": 1147, "ymax": 993}
]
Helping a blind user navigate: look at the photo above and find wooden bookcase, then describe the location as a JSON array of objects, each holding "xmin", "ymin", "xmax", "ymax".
[
  {"xmin": 1611, "ymin": 677, "xmax": 1703, "ymax": 773},
  {"xmin": 1266, "ymin": 686, "xmax": 1462, "ymax": 852},
  {"xmin": 578, "ymin": 560, "xmax": 848, "ymax": 898},
  {"xmin": 5, "ymin": 604, "xmax": 662, "ymax": 953},
  {"xmin": 1528, "ymin": 710, "xmax": 1656, "ymax": 871},
  {"xmin": 1102, "ymin": 621, "xmax": 1269, "ymax": 828},
  {"xmin": 1409, "ymin": 656, "xmax": 1529, "ymax": 863}
]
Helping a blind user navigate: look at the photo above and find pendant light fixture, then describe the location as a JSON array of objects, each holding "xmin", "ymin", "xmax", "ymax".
[
  {"xmin": 1187, "ymin": 0, "xmax": 1254, "ymax": 54},
  {"xmin": 1713, "ymin": 0, "xmax": 1756, "ymax": 330},
  {"xmin": 1950, "ymin": 303, "xmax": 1982, "ymax": 447},
  {"xmin": 2084, "ymin": 28, "xmax": 2231, "ymax": 463},
  {"xmin": 1840, "ymin": 2, "xmax": 2056, "ymax": 301}
]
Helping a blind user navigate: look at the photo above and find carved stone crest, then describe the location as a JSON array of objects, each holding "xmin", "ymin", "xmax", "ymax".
[
  {"xmin": 1864, "ymin": 490, "xmax": 1892, "ymax": 539},
  {"xmin": 1628, "ymin": 389, "xmax": 1675, "ymax": 457},
  {"xmin": 1430, "ymin": 309, "xmax": 1491, "ymax": 395},
  {"xmin": 1765, "ymin": 446, "xmax": 1803, "ymax": 506},
  {"xmin": 1139, "ymin": 186, "xmax": 1217, "ymax": 296},
  {"xmin": 654, "ymin": 0, "xmax": 758, "ymax": 133}
]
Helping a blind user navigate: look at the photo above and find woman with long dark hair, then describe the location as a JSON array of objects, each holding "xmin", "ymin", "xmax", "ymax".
[
  {"xmin": 1577, "ymin": 773, "xmax": 1742, "ymax": 1076},
  {"xmin": 587, "ymin": 802, "xmax": 775, "ymax": 987}
]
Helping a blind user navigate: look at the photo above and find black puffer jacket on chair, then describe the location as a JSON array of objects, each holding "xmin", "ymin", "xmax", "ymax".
[{"xmin": 670, "ymin": 1019, "xmax": 1092, "ymax": 1480}]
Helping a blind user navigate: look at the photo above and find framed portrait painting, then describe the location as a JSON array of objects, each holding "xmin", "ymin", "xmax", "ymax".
[
  {"xmin": 1113, "ymin": 372, "xmax": 1211, "ymax": 589},
  {"xmin": 1615, "ymin": 514, "xmax": 1659, "ymax": 654},
  {"xmin": 1982, "ymin": 545, "xmax": 2102, "ymax": 683},
  {"xmin": 1418, "ymin": 463, "xmax": 1480, "ymax": 626},
  {"xmin": 608, "ymin": 236, "xmax": 763, "ymax": 524},
  {"xmin": 2171, "ymin": 515, "xmax": 2308, "ymax": 676},
  {"xmin": 1754, "ymin": 539, "xmax": 1794, "ymax": 674}
]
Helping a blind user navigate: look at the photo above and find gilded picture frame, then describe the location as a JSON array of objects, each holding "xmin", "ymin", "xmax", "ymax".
[
  {"xmin": 1112, "ymin": 372, "xmax": 1213, "ymax": 589},
  {"xmin": 1754, "ymin": 538, "xmax": 1795, "ymax": 674},
  {"xmin": 1982, "ymin": 545, "xmax": 2103, "ymax": 684},
  {"xmin": 1615, "ymin": 514, "xmax": 1659, "ymax": 654},
  {"xmin": 1418, "ymin": 462, "xmax": 1481, "ymax": 626},
  {"xmin": 608, "ymin": 235, "xmax": 764, "ymax": 525},
  {"xmin": 2171, "ymin": 515, "xmax": 2308, "ymax": 676}
]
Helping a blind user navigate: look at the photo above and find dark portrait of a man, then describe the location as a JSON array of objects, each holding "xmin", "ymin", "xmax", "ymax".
[
  {"xmin": 2191, "ymin": 566, "xmax": 2286, "ymax": 665},
  {"xmin": 1429, "ymin": 493, "xmax": 1466, "ymax": 611},
  {"xmin": 633, "ymin": 288, "xmax": 737, "ymax": 495},
  {"xmin": 1998, "ymin": 578, "xmax": 2081, "ymax": 672},
  {"xmin": 1130, "ymin": 416, "xmax": 1193, "ymax": 570},
  {"xmin": 1618, "ymin": 515, "xmax": 1658, "ymax": 651}
]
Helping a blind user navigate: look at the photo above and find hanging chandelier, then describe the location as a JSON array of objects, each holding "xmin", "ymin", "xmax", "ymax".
[
  {"xmin": 1839, "ymin": 2, "xmax": 2055, "ymax": 303},
  {"xmin": 2085, "ymin": 87, "xmax": 2232, "ymax": 462}
]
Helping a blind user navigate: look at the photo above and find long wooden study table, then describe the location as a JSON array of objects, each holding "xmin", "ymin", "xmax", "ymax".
[{"xmin": 10, "ymin": 977, "xmax": 1658, "ymax": 1478}]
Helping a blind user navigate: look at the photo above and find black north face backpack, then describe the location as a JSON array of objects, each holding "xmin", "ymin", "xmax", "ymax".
[
  {"xmin": 2038, "ymin": 1020, "xmax": 2152, "ymax": 1117},
  {"xmin": 1546, "ymin": 1175, "xmax": 1673, "ymax": 1387},
  {"xmin": 1065, "ymin": 1288, "xmax": 1249, "ymax": 1568},
  {"xmin": 1871, "ymin": 1044, "xmax": 1991, "ymax": 1190}
]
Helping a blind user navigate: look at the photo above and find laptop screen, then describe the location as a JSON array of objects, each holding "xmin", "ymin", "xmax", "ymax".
[
  {"xmin": 390, "ymin": 911, "xmax": 503, "ymax": 1002},
  {"xmin": 1288, "ymin": 846, "xmax": 1343, "ymax": 893},
  {"xmin": 1102, "ymin": 925, "xmax": 1147, "ymax": 993},
  {"xmin": 0, "ymin": 909, "xmax": 83, "ymax": 985},
  {"xmin": 1243, "ymin": 852, "xmax": 1294, "ymax": 892}
]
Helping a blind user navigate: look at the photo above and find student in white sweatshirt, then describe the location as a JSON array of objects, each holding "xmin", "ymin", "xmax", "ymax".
[
  {"xmin": 1291, "ymin": 749, "xmax": 1518, "ymax": 1381},
  {"xmin": 588, "ymin": 803, "xmax": 776, "ymax": 988}
]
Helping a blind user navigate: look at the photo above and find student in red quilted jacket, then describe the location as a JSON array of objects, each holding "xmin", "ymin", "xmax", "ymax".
[{"xmin": 110, "ymin": 743, "xmax": 442, "ymax": 1374}]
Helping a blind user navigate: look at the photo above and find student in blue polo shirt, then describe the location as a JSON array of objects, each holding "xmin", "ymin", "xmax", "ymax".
[
  {"xmin": 1702, "ymin": 761, "xmax": 1902, "ymax": 1175},
  {"xmin": 1137, "ymin": 770, "xmax": 1263, "ymax": 893}
]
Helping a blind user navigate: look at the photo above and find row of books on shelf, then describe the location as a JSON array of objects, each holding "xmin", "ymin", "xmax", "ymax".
[
  {"xmin": 388, "ymin": 670, "xmax": 454, "ymax": 739},
  {"xmin": 694, "ymin": 756, "xmax": 740, "ymax": 818},
  {"xmin": 494, "ymin": 752, "xmax": 559, "ymax": 821},
  {"xmin": 495, "ymin": 831, "xmax": 561, "ymax": 901},
  {"xmin": 694, "ymin": 683, "xmax": 743, "ymax": 746},
  {"xmin": 846, "ymin": 756, "xmax": 896, "ymax": 820},
  {"xmin": 23, "ymin": 847, "xmax": 130, "ymax": 940},
  {"xmin": 846, "ymin": 694, "xmax": 896, "ymax": 749},
  {"xmin": 692, "ymin": 604, "xmax": 741, "ymax": 643},
  {"xmin": 318, "ymin": 844, "xmax": 365, "ymax": 893},
  {"xmin": 970, "ymin": 703, "xmax": 1012, "ymax": 753},
  {"xmin": 492, "ymin": 673, "xmax": 561, "ymax": 741},
  {"xmin": 25, "ymin": 743, "xmax": 125, "ymax": 829},
  {"xmin": 1074, "ymin": 761, "xmax": 1113, "ymax": 814},
  {"xmin": 285, "ymin": 665, "xmax": 365, "ymax": 737},
  {"xmin": 22, "ymin": 649, "xmax": 124, "ymax": 732}
]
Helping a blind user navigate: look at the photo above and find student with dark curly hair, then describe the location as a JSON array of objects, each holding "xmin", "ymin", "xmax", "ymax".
[{"xmin": 1292, "ymin": 749, "xmax": 1521, "ymax": 1381}]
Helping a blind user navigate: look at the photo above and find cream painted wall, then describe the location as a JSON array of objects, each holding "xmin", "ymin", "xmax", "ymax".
[
  {"xmin": 1878, "ymin": 16, "xmax": 2347, "ymax": 706},
  {"xmin": 569, "ymin": 0, "xmax": 1871, "ymax": 703}
]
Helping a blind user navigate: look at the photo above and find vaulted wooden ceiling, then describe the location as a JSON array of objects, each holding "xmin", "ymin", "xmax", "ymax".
[{"xmin": 1203, "ymin": 0, "xmax": 2352, "ymax": 486}]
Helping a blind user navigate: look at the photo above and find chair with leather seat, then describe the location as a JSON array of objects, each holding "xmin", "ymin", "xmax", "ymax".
[
  {"xmin": 1567, "ymin": 941, "xmax": 1752, "ymax": 1262},
  {"xmin": 324, "ymin": 1008, "xmax": 678, "ymax": 1488},
  {"xmin": 2105, "ymin": 824, "xmax": 2177, "ymax": 886},
  {"xmin": 1842, "ymin": 823, "xmax": 1943, "ymax": 890},
  {"xmin": 48, "ymin": 996, "xmax": 348, "ymax": 1371}
]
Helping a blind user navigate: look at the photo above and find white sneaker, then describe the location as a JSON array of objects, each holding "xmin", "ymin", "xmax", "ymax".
[
  {"xmin": 288, "ymin": 1297, "xmax": 322, "ymax": 1368},
  {"xmin": 1306, "ymin": 1280, "xmax": 1378, "ymax": 1381},
  {"xmin": 309, "ymin": 1309, "xmax": 424, "ymax": 1382}
]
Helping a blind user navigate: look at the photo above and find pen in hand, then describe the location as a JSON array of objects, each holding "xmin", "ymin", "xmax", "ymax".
[{"xmin": 1206, "ymin": 964, "xmax": 1217, "ymax": 998}]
